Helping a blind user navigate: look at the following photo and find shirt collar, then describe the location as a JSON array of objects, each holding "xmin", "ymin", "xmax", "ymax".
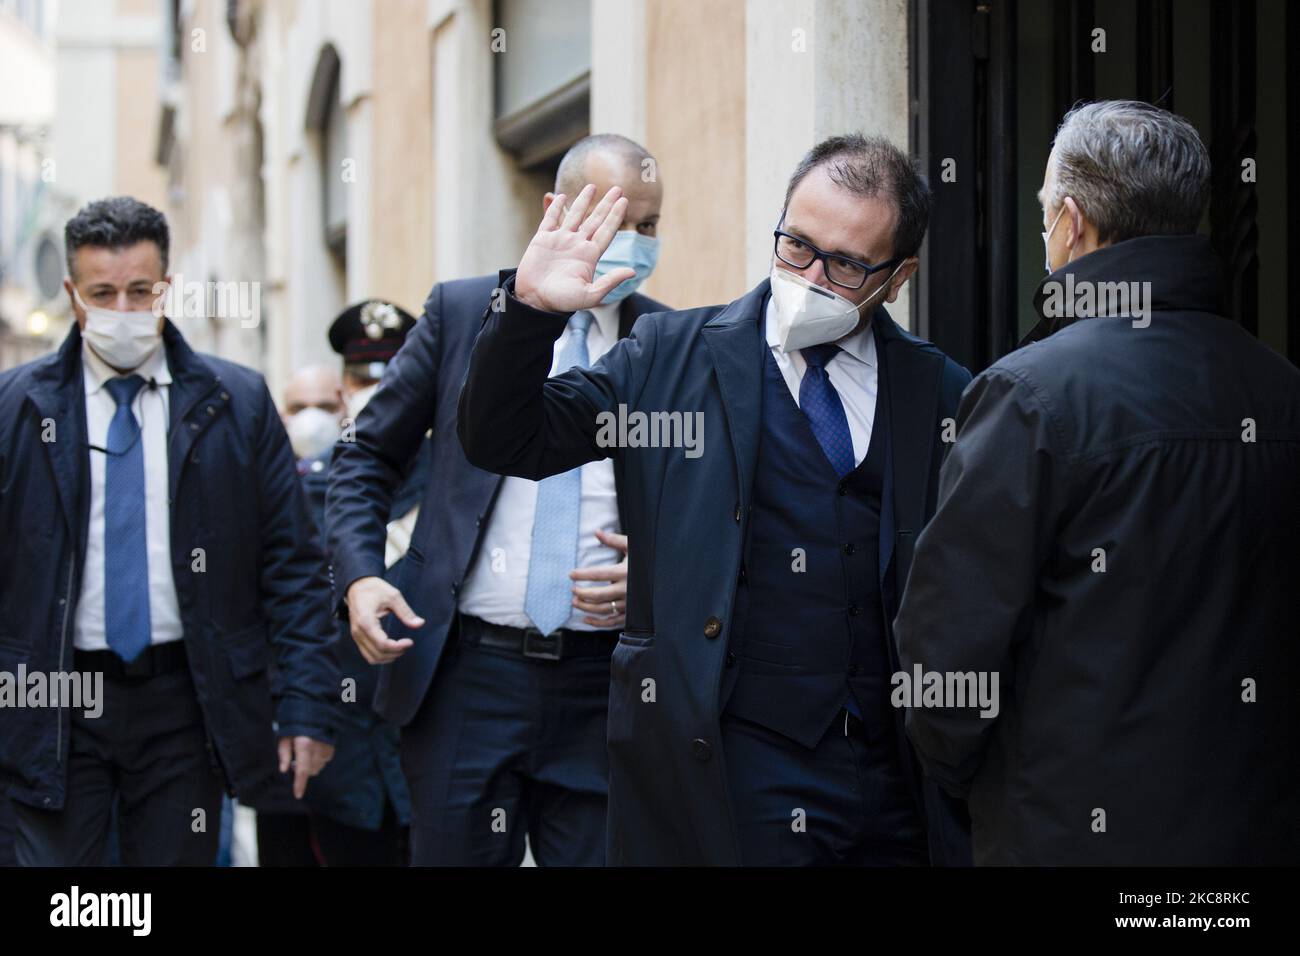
[
  {"xmin": 587, "ymin": 301, "xmax": 621, "ymax": 342},
  {"xmin": 82, "ymin": 337, "xmax": 173, "ymax": 396},
  {"xmin": 762, "ymin": 295, "xmax": 877, "ymax": 368}
]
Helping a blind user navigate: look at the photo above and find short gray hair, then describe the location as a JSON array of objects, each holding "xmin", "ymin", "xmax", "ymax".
[{"xmin": 1047, "ymin": 100, "xmax": 1210, "ymax": 243}]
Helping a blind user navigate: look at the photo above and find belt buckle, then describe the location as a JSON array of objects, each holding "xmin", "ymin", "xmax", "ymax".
[{"xmin": 522, "ymin": 627, "xmax": 564, "ymax": 661}]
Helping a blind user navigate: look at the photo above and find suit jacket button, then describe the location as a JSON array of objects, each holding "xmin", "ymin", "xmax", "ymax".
[
  {"xmin": 734, "ymin": 505, "xmax": 741, "ymax": 523},
  {"xmin": 726, "ymin": 651, "xmax": 737, "ymax": 666},
  {"xmin": 691, "ymin": 738, "xmax": 712, "ymax": 761},
  {"xmin": 703, "ymin": 616, "xmax": 722, "ymax": 638},
  {"xmin": 450, "ymin": 581, "xmax": 460, "ymax": 595}
]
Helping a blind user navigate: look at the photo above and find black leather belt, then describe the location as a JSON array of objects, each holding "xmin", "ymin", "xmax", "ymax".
[
  {"xmin": 455, "ymin": 614, "xmax": 617, "ymax": 661},
  {"xmin": 73, "ymin": 640, "xmax": 188, "ymax": 680}
]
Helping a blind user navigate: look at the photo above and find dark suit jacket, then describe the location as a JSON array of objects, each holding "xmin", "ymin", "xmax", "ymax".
[
  {"xmin": 0, "ymin": 322, "xmax": 339, "ymax": 811},
  {"xmin": 325, "ymin": 273, "xmax": 667, "ymax": 727},
  {"xmin": 457, "ymin": 276, "xmax": 973, "ymax": 865}
]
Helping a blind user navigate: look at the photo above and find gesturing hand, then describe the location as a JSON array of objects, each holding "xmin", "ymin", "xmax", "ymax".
[{"xmin": 514, "ymin": 184, "xmax": 637, "ymax": 314}]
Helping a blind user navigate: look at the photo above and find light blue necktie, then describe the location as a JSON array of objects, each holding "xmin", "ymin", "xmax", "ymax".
[
  {"xmin": 799, "ymin": 344, "xmax": 856, "ymax": 477},
  {"xmin": 103, "ymin": 374, "xmax": 152, "ymax": 663},
  {"xmin": 524, "ymin": 311, "xmax": 593, "ymax": 636}
]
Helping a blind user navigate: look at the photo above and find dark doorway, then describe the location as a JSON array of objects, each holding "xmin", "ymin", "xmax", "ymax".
[{"xmin": 911, "ymin": 0, "xmax": 1296, "ymax": 373}]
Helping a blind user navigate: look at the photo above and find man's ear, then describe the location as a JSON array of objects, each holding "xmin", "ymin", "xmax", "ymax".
[
  {"xmin": 64, "ymin": 277, "xmax": 86, "ymax": 327},
  {"xmin": 883, "ymin": 257, "xmax": 919, "ymax": 304},
  {"xmin": 1063, "ymin": 197, "xmax": 1085, "ymax": 251}
]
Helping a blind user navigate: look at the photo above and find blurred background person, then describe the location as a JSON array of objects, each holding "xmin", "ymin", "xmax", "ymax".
[
  {"xmin": 282, "ymin": 364, "xmax": 344, "ymax": 462},
  {"xmin": 256, "ymin": 301, "xmax": 418, "ymax": 867}
]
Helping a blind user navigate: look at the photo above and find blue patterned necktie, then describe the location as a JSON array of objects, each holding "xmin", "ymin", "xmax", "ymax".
[
  {"xmin": 103, "ymin": 374, "xmax": 152, "ymax": 663},
  {"xmin": 524, "ymin": 311, "xmax": 594, "ymax": 636},
  {"xmin": 798, "ymin": 343, "xmax": 856, "ymax": 478}
]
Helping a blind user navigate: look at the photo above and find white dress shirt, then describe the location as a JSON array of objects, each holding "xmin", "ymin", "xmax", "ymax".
[
  {"xmin": 457, "ymin": 301, "xmax": 624, "ymax": 631},
  {"xmin": 76, "ymin": 342, "xmax": 185, "ymax": 651},
  {"xmin": 764, "ymin": 294, "xmax": 878, "ymax": 467}
]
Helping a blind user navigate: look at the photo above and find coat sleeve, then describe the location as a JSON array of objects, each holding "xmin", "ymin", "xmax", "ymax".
[
  {"xmin": 894, "ymin": 365, "xmax": 1064, "ymax": 797},
  {"xmin": 325, "ymin": 285, "xmax": 444, "ymax": 611},
  {"xmin": 457, "ymin": 274, "xmax": 660, "ymax": 480},
  {"xmin": 252, "ymin": 379, "xmax": 341, "ymax": 743}
]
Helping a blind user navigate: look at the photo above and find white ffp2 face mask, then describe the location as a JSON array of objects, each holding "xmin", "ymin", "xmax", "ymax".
[
  {"xmin": 769, "ymin": 265, "xmax": 901, "ymax": 353},
  {"xmin": 74, "ymin": 288, "xmax": 163, "ymax": 371},
  {"xmin": 286, "ymin": 406, "xmax": 342, "ymax": 460}
]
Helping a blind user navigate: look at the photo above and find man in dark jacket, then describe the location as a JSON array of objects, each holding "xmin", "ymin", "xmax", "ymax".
[
  {"xmin": 327, "ymin": 134, "xmax": 667, "ymax": 865},
  {"xmin": 894, "ymin": 101, "xmax": 1300, "ymax": 865},
  {"xmin": 0, "ymin": 197, "xmax": 339, "ymax": 865},
  {"xmin": 458, "ymin": 134, "xmax": 972, "ymax": 865}
]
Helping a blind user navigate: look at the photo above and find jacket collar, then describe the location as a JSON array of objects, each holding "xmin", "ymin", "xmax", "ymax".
[
  {"xmin": 29, "ymin": 319, "xmax": 225, "ymax": 541},
  {"xmin": 1020, "ymin": 234, "xmax": 1225, "ymax": 347}
]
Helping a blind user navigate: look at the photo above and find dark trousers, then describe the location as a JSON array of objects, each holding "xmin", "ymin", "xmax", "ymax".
[
  {"xmin": 257, "ymin": 802, "xmax": 408, "ymax": 866},
  {"xmin": 12, "ymin": 664, "xmax": 224, "ymax": 866},
  {"xmin": 401, "ymin": 633, "xmax": 612, "ymax": 866},
  {"xmin": 721, "ymin": 710, "xmax": 929, "ymax": 866},
  {"xmin": 0, "ymin": 794, "xmax": 15, "ymax": 866}
]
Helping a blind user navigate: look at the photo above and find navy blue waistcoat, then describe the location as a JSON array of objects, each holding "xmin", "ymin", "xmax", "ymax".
[{"xmin": 724, "ymin": 340, "xmax": 895, "ymax": 749}]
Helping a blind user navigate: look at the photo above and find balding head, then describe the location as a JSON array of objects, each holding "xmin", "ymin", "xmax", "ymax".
[
  {"xmin": 547, "ymin": 134, "xmax": 663, "ymax": 238},
  {"xmin": 282, "ymin": 364, "xmax": 343, "ymax": 422}
]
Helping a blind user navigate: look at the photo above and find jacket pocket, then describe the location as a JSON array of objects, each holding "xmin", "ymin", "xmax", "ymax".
[
  {"xmin": 608, "ymin": 633, "xmax": 656, "ymax": 748},
  {"xmin": 224, "ymin": 623, "xmax": 271, "ymax": 680},
  {"xmin": 617, "ymin": 630, "xmax": 655, "ymax": 648}
]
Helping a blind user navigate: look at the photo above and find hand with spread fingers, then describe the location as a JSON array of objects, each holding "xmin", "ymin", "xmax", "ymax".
[{"xmin": 514, "ymin": 184, "xmax": 637, "ymax": 314}]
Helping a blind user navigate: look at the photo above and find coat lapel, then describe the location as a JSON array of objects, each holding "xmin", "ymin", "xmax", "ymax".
[
  {"xmin": 162, "ymin": 321, "xmax": 225, "ymax": 504},
  {"xmin": 29, "ymin": 329, "xmax": 90, "ymax": 551},
  {"xmin": 700, "ymin": 281, "xmax": 769, "ymax": 511},
  {"xmin": 874, "ymin": 308, "xmax": 943, "ymax": 582}
]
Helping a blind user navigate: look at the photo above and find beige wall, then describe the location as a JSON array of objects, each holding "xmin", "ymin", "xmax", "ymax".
[
  {"xmin": 369, "ymin": 0, "xmax": 434, "ymax": 314},
  {"xmin": 644, "ymin": 0, "xmax": 748, "ymax": 310}
]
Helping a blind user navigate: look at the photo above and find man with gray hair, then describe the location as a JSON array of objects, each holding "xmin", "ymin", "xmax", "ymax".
[{"xmin": 895, "ymin": 101, "xmax": 1300, "ymax": 864}]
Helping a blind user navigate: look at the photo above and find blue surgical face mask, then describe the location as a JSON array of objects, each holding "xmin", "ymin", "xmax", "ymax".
[{"xmin": 594, "ymin": 230, "xmax": 660, "ymax": 304}]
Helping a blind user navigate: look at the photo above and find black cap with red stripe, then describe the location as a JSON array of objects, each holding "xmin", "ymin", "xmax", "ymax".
[{"xmin": 328, "ymin": 299, "xmax": 417, "ymax": 380}]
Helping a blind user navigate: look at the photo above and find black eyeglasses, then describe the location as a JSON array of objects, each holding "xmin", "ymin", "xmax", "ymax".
[{"xmin": 773, "ymin": 229, "xmax": 901, "ymax": 291}]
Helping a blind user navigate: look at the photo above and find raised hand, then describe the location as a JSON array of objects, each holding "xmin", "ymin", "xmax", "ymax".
[{"xmin": 514, "ymin": 184, "xmax": 637, "ymax": 314}]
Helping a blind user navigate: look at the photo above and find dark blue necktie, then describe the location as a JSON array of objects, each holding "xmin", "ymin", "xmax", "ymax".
[
  {"xmin": 104, "ymin": 374, "xmax": 151, "ymax": 663},
  {"xmin": 798, "ymin": 344, "xmax": 855, "ymax": 477}
]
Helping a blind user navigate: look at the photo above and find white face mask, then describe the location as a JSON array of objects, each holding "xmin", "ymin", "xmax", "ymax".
[
  {"xmin": 1042, "ymin": 206, "xmax": 1067, "ymax": 275},
  {"xmin": 286, "ymin": 406, "xmax": 342, "ymax": 460},
  {"xmin": 768, "ymin": 264, "xmax": 900, "ymax": 353},
  {"xmin": 74, "ymin": 287, "xmax": 163, "ymax": 371}
]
